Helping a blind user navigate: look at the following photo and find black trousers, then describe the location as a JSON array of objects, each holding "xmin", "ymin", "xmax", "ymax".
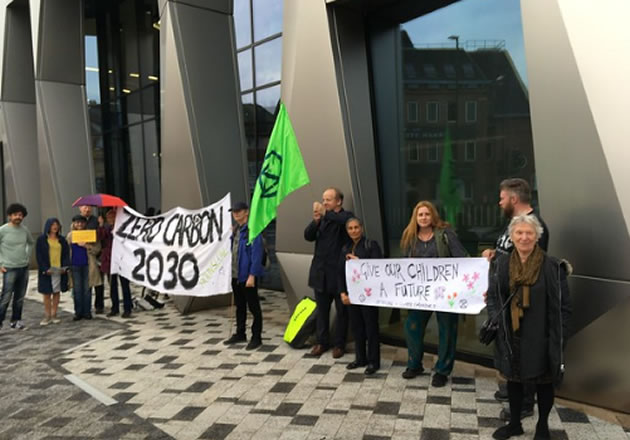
[
  {"xmin": 314, "ymin": 289, "xmax": 348, "ymax": 349},
  {"xmin": 93, "ymin": 284, "xmax": 104, "ymax": 310},
  {"xmin": 349, "ymin": 304, "xmax": 380, "ymax": 367},
  {"xmin": 232, "ymin": 278, "xmax": 262, "ymax": 339}
]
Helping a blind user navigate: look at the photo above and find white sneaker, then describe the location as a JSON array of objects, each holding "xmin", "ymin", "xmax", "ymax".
[
  {"xmin": 51, "ymin": 316, "xmax": 61, "ymax": 324},
  {"xmin": 40, "ymin": 318, "xmax": 51, "ymax": 326},
  {"xmin": 10, "ymin": 321, "xmax": 26, "ymax": 330}
]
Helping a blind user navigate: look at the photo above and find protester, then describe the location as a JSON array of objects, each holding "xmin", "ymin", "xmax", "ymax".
[
  {"xmin": 68, "ymin": 215, "xmax": 101, "ymax": 320},
  {"xmin": 0, "ymin": 203, "xmax": 34, "ymax": 330},
  {"xmin": 338, "ymin": 217, "xmax": 383, "ymax": 375},
  {"xmin": 223, "ymin": 202, "xmax": 265, "ymax": 350},
  {"xmin": 488, "ymin": 214, "xmax": 571, "ymax": 440},
  {"xmin": 79, "ymin": 205, "xmax": 105, "ymax": 314},
  {"xmin": 304, "ymin": 188, "xmax": 353, "ymax": 358},
  {"xmin": 400, "ymin": 201, "xmax": 468, "ymax": 387},
  {"xmin": 35, "ymin": 218, "xmax": 70, "ymax": 325},
  {"xmin": 482, "ymin": 178, "xmax": 550, "ymax": 419},
  {"xmin": 99, "ymin": 209, "xmax": 132, "ymax": 318}
]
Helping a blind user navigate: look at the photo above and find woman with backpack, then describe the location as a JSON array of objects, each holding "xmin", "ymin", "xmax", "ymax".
[
  {"xmin": 400, "ymin": 201, "xmax": 468, "ymax": 387},
  {"xmin": 338, "ymin": 217, "xmax": 383, "ymax": 375}
]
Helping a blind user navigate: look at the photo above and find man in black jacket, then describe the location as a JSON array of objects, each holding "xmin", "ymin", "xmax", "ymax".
[{"xmin": 304, "ymin": 188, "xmax": 353, "ymax": 358}]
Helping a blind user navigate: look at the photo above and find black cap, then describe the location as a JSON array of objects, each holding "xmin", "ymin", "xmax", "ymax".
[
  {"xmin": 71, "ymin": 214, "xmax": 87, "ymax": 223},
  {"xmin": 230, "ymin": 201, "xmax": 248, "ymax": 212}
]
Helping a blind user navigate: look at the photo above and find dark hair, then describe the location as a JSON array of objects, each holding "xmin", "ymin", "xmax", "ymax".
[
  {"xmin": 326, "ymin": 187, "xmax": 344, "ymax": 203},
  {"xmin": 499, "ymin": 178, "xmax": 531, "ymax": 203},
  {"xmin": 6, "ymin": 203, "xmax": 27, "ymax": 217},
  {"xmin": 345, "ymin": 217, "xmax": 363, "ymax": 227},
  {"xmin": 71, "ymin": 214, "xmax": 87, "ymax": 223}
]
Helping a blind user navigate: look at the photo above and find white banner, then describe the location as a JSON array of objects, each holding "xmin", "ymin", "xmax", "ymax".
[
  {"xmin": 345, "ymin": 257, "xmax": 489, "ymax": 314},
  {"xmin": 111, "ymin": 193, "xmax": 232, "ymax": 296}
]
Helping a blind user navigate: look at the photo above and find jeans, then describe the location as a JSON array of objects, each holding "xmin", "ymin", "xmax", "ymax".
[
  {"xmin": 232, "ymin": 278, "xmax": 262, "ymax": 339},
  {"xmin": 405, "ymin": 310, "xmax": 459, "ymax": 375},
  {"xmin": 72, "ymin": 266, "xmax": 91, "ymax": 318},
  {"xmin": 314, "ymin": 289, "xmax": 348, "ymax": 349},
  {"xmin": 109, "ymin": 274, "xmax": 132, "ymax": 314},
  {"xmin": 0, "ymin": 266, "xmax": 29, "ymax": 324}
]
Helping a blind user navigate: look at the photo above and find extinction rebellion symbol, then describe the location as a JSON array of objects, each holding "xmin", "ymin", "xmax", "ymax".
[{"xmin": 257, "ymin": 150, "xmax": 282, "ymax": 198}]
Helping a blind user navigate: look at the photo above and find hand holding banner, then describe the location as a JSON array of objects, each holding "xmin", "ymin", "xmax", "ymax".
[
  {"xmin": 345, "ymin": 257, "xmax": 489, "ymax": 314},
  {"xmin": 110, "ymin": 193, "xmax": 232, "ymax": 296}
]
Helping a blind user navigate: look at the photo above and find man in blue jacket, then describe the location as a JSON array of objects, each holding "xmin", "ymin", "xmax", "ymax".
[{"xmin": 224, "ymin": 201, "xmax": 265, "ymax": 350}]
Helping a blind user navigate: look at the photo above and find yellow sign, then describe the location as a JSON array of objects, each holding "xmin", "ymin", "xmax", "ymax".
[{"xmin": 72, "ymin": 230, "xmax": 97, "ymax": 243}]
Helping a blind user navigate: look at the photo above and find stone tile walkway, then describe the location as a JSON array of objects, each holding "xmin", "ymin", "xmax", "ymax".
[{"xmin": 1, "ymin": 272, "xmax": 629, "ymax": 440}]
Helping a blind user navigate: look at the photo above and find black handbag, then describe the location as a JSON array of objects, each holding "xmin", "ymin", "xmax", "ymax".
[{"xmin": 478, "ymin": 288, "xmax": 518, "ymax": 345}]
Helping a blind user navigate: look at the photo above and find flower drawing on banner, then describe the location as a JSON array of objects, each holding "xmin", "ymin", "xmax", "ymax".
[
  {"xmin": 351, "ymin": 268, "xmax": 361, "ymax": 284},
  {"xmin": 447, "ymin": 292, "xmax": 458, "ymax": 308},
  {"xmin": 434, "ymin": 286, "xmax": 446, "ymax": 301},
  {"xmin": 364, "ymin": 287, "xmax": 372, "ymax": 297},
  {"xmin": 461, "ymin": 272, "xmax": 481, "ymax": 296}
]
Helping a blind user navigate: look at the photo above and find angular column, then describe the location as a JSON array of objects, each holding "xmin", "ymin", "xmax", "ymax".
[
  {"xmin": 0, "ymin": 0, "xmax": 39, "ymax": 231},
  {"xmin": 159, "ymin": 0, "xmax": 249, "ymax": 311},
  {"xmin": 31, "ymin": 0, "xmax": 94, "ymax": 227}
]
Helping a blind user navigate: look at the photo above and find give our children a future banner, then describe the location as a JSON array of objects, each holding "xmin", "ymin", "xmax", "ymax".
[
  {"xmin": 110, "ymin": 193, "xmax": 232, "ymax": 296},
  {"xmin": 345, "ymin": 257, "xmax": 489, "ymax": 314}
]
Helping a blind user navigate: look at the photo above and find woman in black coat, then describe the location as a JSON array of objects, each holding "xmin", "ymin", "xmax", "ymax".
[
  {"xmin": 35, "ymin": 218, "xmax": 70, "ymax": 325},
  {"xmin": 338, "ymin": 217, "xmax": 383, "ymax": 375},
  {"xmin": 487, "ymin": 214, "xmax": 571, "ymax": 440}
]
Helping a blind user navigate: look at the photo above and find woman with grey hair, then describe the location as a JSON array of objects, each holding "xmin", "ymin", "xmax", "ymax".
[{"xmin": 487, "ymin": 214, "xmax": 572, "ymax": 440}]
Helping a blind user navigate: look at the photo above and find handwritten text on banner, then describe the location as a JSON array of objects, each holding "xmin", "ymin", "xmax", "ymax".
[
  {"xmin": 345, "ymin": 257, "xmax": 489, "ymax": 314},
  {"xmin": 111, "ymin": 193, "xmax": 232, "ymax": 297}
]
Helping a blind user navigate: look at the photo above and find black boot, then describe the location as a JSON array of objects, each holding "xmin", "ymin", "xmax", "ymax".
[{"xmin": 492, "ymin": 423, "xmax": 524, "ymax": 440}]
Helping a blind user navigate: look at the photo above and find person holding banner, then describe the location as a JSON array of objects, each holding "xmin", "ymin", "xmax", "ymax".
[
  {"xmin": 99, "ymin": 210, "xmax": 133, "ymax": 318},
  {"xmin": 224, "ymin": 202, "xmax": 265, "ymax": 350},
  {"xmin": 35, "ymin": 218, "xmax": 70, "ymax": 325},
  {"xmin": 488, "ymin": 214, "xmax": 571, "ymax": 440},
  {"xmin": 338, "ymin": 217, "xmax": 383, "ymax": 375},
  {"xmin": 80, "ymin": 205, "xmax": 106, "ymax": 315},
  {"xmin": 305, "ymin": 188, "xmax": 353, "ymax": 358},
  {"xmin": 400, "ymin": 201, "xmax": 468, "ymax": 387}
]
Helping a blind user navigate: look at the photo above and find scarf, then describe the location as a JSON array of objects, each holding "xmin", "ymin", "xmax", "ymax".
[{"xmin": 508, "ymin": 245, "xmax": 544, "ymax": 332}]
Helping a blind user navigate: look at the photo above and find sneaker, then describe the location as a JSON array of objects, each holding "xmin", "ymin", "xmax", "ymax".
[
  {"xmin": 492, "ymin": 423, "xmax": 524, "ymax": 440},
  {"xmin": 223, "ymin": 334, "xmax": 247, "ymax": 345},
  {"xmin": 402, "ymin": 367, "xmax": 424, "ymax": 379},
  {"xmin": 107, "ymin": 311, "xmax": 119, "ymax": 317},
  {"xmin": 51, "ymin": 316, "xmax": 61, "ymax": 324},
  {"xmin": 40, "ymin": 318, "xmax": 51, "ymax": 326},
  {"xmin": 10, "ymin": 321, "xmax": 26, "ymax": 330},
  {"xmin": 495, "ymin": 389, "xmax": 509, "ymax": 402},
  {"xmin": 431, "ymin": 373, "xmax": 448, "ymax": 387},
  {"xmin": 246, "ymin": 338, "xmax": 262, "ymax": 350},
  {"xmin": 121, "ymin": 311, "xmax": 131, "ymax": 318},
  {"xmin": 73, "ymin": 315, "xmax": 82, "ymax": 321},
  {"xmin": 499, "ymin": 407, "xmax": 534, "ymax": 421}
]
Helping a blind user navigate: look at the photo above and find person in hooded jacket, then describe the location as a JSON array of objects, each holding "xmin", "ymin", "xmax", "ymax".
[
  {"xmin": 487, "ymin": 214, "xmax": 571, "ymax": 440},
  {"xmin": 35, "ymin": 218, "xmax": 70, "ymax": 325}
]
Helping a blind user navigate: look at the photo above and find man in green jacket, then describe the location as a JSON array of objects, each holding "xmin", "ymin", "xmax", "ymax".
[{"xmin": 0, "ymin": 203, "xmax": 35, "ymax": 330}]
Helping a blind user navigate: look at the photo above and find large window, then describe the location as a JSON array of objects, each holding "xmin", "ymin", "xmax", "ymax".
[
  {"xmin": 370, "ymin": 0, "xmax": 537, "ymax": 358},
  {"xmin": 234, "ymin": 0, "xmax": 283, "ymax": 290},
  {"xmin": 84, "ymin": 0, "xmax": 161, "ymax": 215}
]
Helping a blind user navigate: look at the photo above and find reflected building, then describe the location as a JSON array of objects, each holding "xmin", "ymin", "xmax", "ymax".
[{"xmin": 0, "ymin": 0, "xmax": 629, "ymax": 414}]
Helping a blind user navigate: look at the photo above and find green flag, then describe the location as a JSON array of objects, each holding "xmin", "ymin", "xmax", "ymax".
[
  {"xmin": 439, "ymin": 126, "xmax": 461, "ymax": 227},
  {"xmin": 248, "ymin": 102, "xmax": 310, "ymax": 243}
]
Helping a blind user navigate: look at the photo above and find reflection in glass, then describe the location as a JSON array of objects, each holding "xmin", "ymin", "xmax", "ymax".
[
  {"xmin": 255, "ymin": 84, "xmax": 280, "ymax": 115},
  {"xmin": 143, "ymin": 121, "xmax": 161, "ymax": 213},
  {"xmin": 370, "ymin": 0, "xmax": 536, "ymax": 359},
  {"xmin": 85, "ymin": 36, "xmax": 101, "ymax": 104},
  {"xmin": 253, "ymin": 0, "xmax": 283, "ymax": 41},
  {"xmin": 234, "ymin": 0, "xmax": 251, "ymax": 49},
  {"xmin": 254, "ymin": 38, "xmax": 282, "ymax": 87},
  {"xmin": 238, "ymin": 50, "xmax": 253, "ymax": 92}
]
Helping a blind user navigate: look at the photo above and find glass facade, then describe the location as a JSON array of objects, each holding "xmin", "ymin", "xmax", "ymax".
[
  {"xmin": 234, "ymin": 0, "xmax": 283, "ymax": 290},
  {"xmin": 370, "ymin": 0, "xmax": 537, "ymax": 358},
  {"xmin": 84, "ymin": 0, "xmax": 161, "ymax": 216}
]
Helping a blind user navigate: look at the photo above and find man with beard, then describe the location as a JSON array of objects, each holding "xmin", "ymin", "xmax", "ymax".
[
  {"xmin": 482, "ymin": 178, "xmax": 549, "ymax": 422},
  {"xmin": 0, "ymin": 203, "xmax": 35, "ymax": 330}
]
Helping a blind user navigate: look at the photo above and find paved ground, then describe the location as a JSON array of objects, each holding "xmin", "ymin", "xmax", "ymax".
[{"xmin": 1, "ymin": 272, "xmax": 629, "ymax": 440}]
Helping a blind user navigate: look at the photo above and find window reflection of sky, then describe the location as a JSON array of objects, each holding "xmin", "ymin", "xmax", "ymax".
[
  {"xmin": 253, "ymin": 0, "xmax": 283, "ymax": 41},
  {"xmin": 85, "ymin": 36, "xmax": 100, "ymax": 103},
  {"xmin": 402, "ymin": 0, "xmax": 528, "ymax": 86},
  {"xmin": 255, "ymin": 37, "xmax": 282, "ymax": 87}
]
